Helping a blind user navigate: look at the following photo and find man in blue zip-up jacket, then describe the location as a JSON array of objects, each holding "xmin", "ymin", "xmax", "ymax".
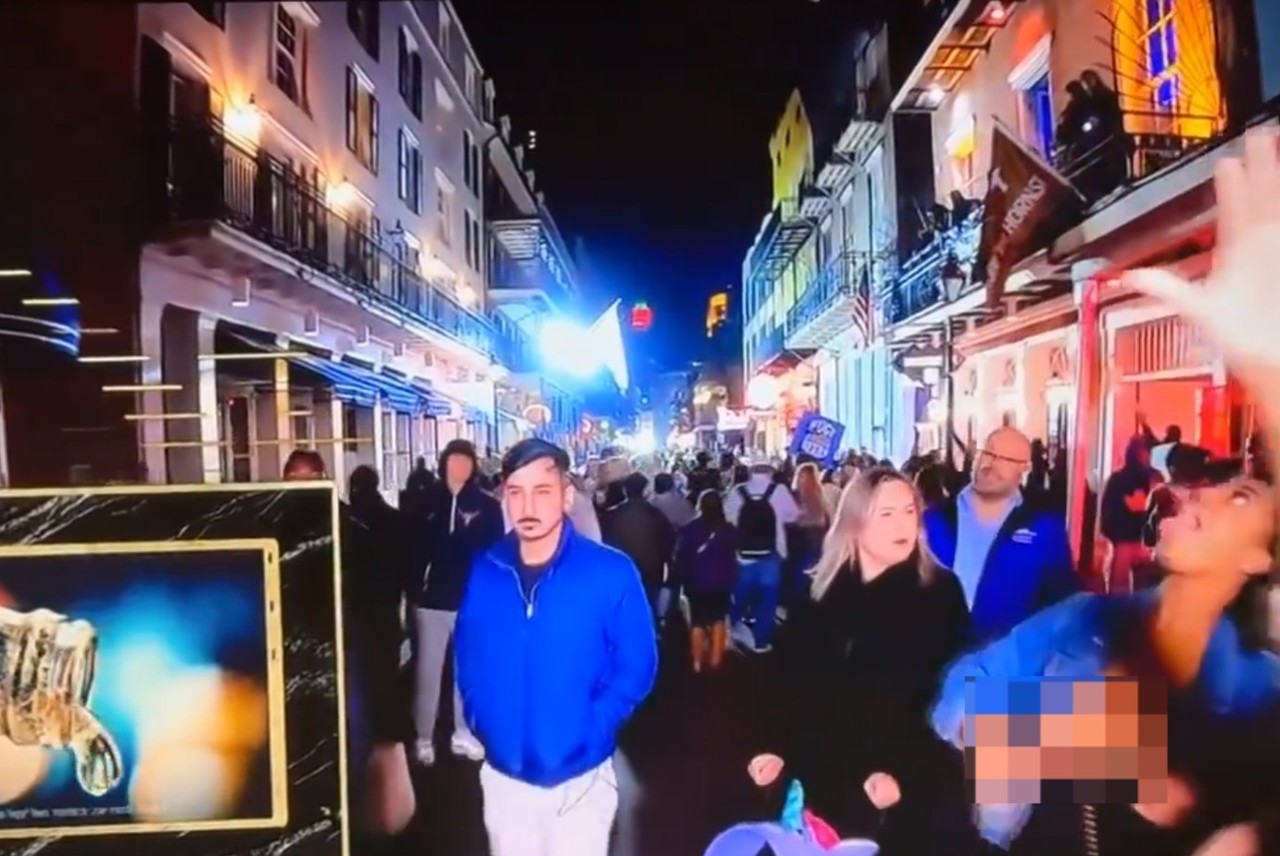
[
  {"xmin": 456, "ymin": 439, "xmax": 657, "ymax": 856},
  {"xmin": 923, "ymin": 427, "xmax": 1077, "ymax": 645}
]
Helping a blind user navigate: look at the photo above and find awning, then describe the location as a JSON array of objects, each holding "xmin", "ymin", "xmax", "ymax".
[
  {"xmin": 0, "ymin": 265, "xmax": 80, "ymax": 357},
  {"xmin": 220, "ymin": 328, "xmax": 451, "ymax": 416}
]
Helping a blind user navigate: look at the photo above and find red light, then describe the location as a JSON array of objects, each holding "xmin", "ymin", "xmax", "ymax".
[
  {"xmin": 985, "ymin": 1, "xmax": 1007, "ymax": 22},
  {"xmin": 630, "ymin": 302, "xmax": 653, "ymax": 332}
]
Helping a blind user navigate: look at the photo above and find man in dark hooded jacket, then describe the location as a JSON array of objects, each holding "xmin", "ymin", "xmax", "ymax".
[
  {"xmin": 413, "ymin": 439, "xmax": 504, "ymax": 766},
  {"xmin": 1099, "ymin": 435, "xmax": 1163, "ymax": 595},
  {"xmin": 603, "ymin": 472, "xmax": 677, "ymax": 613}
]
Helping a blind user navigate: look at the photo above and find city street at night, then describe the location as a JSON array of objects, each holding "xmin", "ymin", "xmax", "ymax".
[{"xmin": 3, "ymin": 2, "xmax": 1280, "ymax": 856}]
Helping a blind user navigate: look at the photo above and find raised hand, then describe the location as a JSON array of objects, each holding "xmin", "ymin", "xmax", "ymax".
[
  {"xmin": 1125, "ymin": 128, "xmax": 1280, "ymax": 373},
  {"xmin": 747, "ymin": 752, "xmax": 785, "ymax": 787},
  {"xmin": 863, "ymin": 771, "xmax": 901, "ymax": 809}
]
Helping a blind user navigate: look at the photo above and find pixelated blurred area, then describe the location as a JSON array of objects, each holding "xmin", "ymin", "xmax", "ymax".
[{"xmin": 965, "ymin": 677, "xmax": 1168, "ymax": 806}]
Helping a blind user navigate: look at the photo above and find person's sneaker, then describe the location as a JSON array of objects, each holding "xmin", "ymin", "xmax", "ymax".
[
  {"xmin": 413, "ymin": 739, "xmax": 436, "ymax": 767},
  {"xmin": 729, "ymin": 622, "xmax": 756, "ymax": 651},
  {"xmin": 450, "ymin": 732, "xmax": 485, "ymax": 761}
]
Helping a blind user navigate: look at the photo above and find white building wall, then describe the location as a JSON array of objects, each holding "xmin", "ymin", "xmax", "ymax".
[
  {"xmin": 135, "ymin": 1, "xmax": 500, "ymax": 490},
  {"xmin": 139, "ymin": 0, "xmax": 488, "ymax": 308}
]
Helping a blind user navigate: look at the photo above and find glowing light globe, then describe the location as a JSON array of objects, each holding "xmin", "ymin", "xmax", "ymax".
[{"xmin": 746, "ymin": 374, "xmax": 782, "ymax": 410}]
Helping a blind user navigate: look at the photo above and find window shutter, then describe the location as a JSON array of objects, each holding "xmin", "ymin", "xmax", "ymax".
[
  {"xmin": 370, "ymin": 95, "xmax": 380, "ymax": 173},
  {"xmin": 398, "ymin": 29, "xmax": 408, "ymax": 97},
  {"xmin": 345, "ymin": 67, "xmax": 357, "ymax": 152}
]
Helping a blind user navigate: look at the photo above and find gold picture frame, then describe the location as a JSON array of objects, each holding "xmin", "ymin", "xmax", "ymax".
[{"xmin": 0, "ymin": 481, "xmax": 348, "ymax": 856}]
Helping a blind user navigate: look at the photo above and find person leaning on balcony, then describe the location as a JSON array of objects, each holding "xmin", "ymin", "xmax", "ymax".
[{"xmin": 922, "ymin": 426, "xmax": 1078, "ymax": 645}]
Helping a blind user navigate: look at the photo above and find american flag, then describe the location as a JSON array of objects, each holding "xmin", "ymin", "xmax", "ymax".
[{"xmin": 850, "ymin": 261, "xmax": 874, "ymax": 346}]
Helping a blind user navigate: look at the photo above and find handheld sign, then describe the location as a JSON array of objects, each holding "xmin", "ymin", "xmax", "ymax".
[{"xmin": 789, "ymin": 413, "xmax": 845, "ymax": 467}]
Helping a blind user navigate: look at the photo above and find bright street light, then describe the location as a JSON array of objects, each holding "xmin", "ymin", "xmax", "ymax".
[{"xmin": 539, "ymin": 320, "xmax": 600, "ymax": 377}]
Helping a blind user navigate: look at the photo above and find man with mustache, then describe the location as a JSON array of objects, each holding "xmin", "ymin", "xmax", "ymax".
[{"xmin": 455, "ymin": 438, "xmax": 658, "ymax": 856}]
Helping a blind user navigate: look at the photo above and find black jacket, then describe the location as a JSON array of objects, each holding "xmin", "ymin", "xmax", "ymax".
[
  {"xmin": 764, "ymin": 559, "xmax": 972, "ymax": 854},
  {"xmin": 602, "ymin": 497, "xmax": 676, "ymax": 594},
  {"xmin": 418, "ymin": 480, "xmax": 505, "ymax": 611},
  {"xmin": 343, "ymin": 494, "xmax": 416, "ymax": 743}
]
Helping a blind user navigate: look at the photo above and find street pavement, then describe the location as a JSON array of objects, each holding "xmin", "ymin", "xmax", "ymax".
[{"xmin": 401, "ymin": 624, "xmax": 773, "ymax": 856}]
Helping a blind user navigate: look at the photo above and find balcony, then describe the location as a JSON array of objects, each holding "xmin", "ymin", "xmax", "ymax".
[
  {"xmin": 747, "ymin": 198, "xmax": 814, "ymax": 291},
  {"xmin": 832, "ymin": 83, "xmax": 889, "ymax": 158},
  {"xmin": 883, "ymin": 208, "xmax": 983, "ymax": 327},
  {"xmin": 748, "ymin": 324, "xmax": 786, "ymax": 377},
  {"xmin": 785, "ymin": 250, "xmax": 874, "ymax": 349},
  {"xmin": 158, "ymin": 118, "xmax": 498, "ymax": 359},
  {"xmin": 489, "ymin": 217, "xmax": 576, "ymax": 310},
  {"xmin": 799, "ymin": 180, "xmax": 832, "ymax": 220},
  {"xmin": 1055, "ymin": 110, "xmax": 1221, "ymax": 208}
]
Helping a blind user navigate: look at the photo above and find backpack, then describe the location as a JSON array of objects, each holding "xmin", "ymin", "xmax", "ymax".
[{"xmin": 736, "ymin": 484, "xmax": 779, "ymax": 556}]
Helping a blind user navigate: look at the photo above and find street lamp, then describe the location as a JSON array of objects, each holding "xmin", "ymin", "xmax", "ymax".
[{"xmin": 940, "ymin": 256, "xmax": 967, "ymax": 469}]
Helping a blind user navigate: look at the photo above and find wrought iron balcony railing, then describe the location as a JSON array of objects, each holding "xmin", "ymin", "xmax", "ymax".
[
  {"xmin": 1054, "ymin": 110, "xmax": 1222, "ymax": 207},
  {"xmin": 488, "ymin": 231, "xmax": 575, "ymax": 308},
  {"xmin": 746, "ymin": 197, "xmax": 812, "ymax": 291},
  {"xmin": 785, "ymin": 250, "xmax": 868, "ymax": 342},
  {"xmin": 162, "ymin": 117, "xmax": 501, "ymax": 359},
  {"xmin": 747, "ymin": 323, "xmax": 786, "ymax": 377},
  {"xmin": 882, "ymin": 208, "xmax": 983, "ymax": 327}
]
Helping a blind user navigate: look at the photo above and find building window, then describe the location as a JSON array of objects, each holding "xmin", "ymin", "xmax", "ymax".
[
  {"xmin": 398, "ymin": 129, "xmax": 423, "ymax": 213},
  {"xmin": 464, "ymin": 55, "xmax": 478, "ymax": 105},
  {"xmin": 438, "ymin": 6, "xmax": 452, "ymax": 61},
  {"xmin": 1143, "ymin": 0, "xmax": 1179, "ymax": 111},
  {"xmin": 945, "ymin": 113, "xmax": 978, "ymax": 193},
  {"xmin": 462, "ymin": 130, "xmax": 473, "ymax": 191},
  {"xmin": 347, "ymin": 0, "xmax": 380, "ymax": 61},
  {"xmin": 381, "ymin": 408, "xmax": 397, "ymax": 487},
  {"xmin": 436, "ymin": 172, "xmax": 455, "ymax": 246},
  {"xmin": 189, "ymin": 1, "xmax": 225, "ymax": 26},
  {"xmin": 346, "ymin": 67, "xmax": 379, "ymax": 173},
  {"xmin": 398, "ymin": 28, "xmax": 423, "ymax": 118},
  {"xmin": 462, "ymin": 130, "xmax": 482, "ymax": 196},
  {"xmin": 1018, "ymin": 71, "xmax": 1055, "ymax": 158},
  {"xmin": 483, "ymin": 80, "xmax": 495, "ymax": 123},
  {"xmin": 273, "ymin": 4, "xmax": 303, "ymax": 105},
  {"xmin": 463, "ymin": 210, "xmax": 482, "ymax": 272}
]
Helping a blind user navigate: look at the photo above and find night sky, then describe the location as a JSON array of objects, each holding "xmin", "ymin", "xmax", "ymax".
[{"xmin": 455, "ymin": 0, "xmax": 855, "ymax": 380}]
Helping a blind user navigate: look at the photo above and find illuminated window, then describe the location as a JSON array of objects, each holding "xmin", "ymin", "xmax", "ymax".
[
  {"xmin": 345, "ymin": 67, "xmax": 379, "ymax": 173},
  {"xmin": 1143, "ymin": 0, "xmax": 1179, "ymax": 111},
  {"xmin": 274, "ymin": 4, "xmax": 303, "ymax": 104},
  {"xmin": 1018, "ymin": 72, "xmax": 1054, "ymax": 158}
]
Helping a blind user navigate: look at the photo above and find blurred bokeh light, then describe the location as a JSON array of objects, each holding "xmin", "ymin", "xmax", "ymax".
[{"xmin": 0, "ymin": 567, "xmax": 272, "ymax": 822}]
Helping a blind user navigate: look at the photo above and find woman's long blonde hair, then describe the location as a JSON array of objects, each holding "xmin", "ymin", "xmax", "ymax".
[
  {"xmin": 809, "ymin": 466, "xmax": 937, "ymax": 600},
  {"xmin": 792, "ymin": 461, "xmax": 827, "ymax": 524}
]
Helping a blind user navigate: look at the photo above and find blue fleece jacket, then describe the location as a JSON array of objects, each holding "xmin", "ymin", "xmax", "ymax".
[
  {"xmin": 923, "ymin": 495, "xmax": 1077, "ymax": 645},
  {"xmin": 455, "ymin": 520, "xmax": 658, "ymax": 787}
]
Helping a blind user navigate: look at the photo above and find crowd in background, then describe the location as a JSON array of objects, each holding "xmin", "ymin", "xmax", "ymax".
[{"xmin": 281, "ymin": 130, "xmax": 1280, "ymax": 856}]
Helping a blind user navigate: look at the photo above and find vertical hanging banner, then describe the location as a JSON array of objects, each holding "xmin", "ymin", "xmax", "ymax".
[
  {"xmin": 789, "ymin": 413, "xmax": 846, "ymax": 467},
  {"xmin": 976, "ymin": 122, "xmax": 1084, "ymax": 307}
]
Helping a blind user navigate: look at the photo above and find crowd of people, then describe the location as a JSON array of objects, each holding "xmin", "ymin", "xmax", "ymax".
[{"xmin": 287, "ymin": 129, "xmax": 1280, "ymax": 856}]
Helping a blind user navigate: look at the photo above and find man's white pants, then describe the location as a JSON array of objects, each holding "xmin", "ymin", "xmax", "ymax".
[
  {"xmin": 413, "ymin": 608, "xmax": 473, "ymax": 742},
  {"xmin": 479, "ymin": 758, "xmax": 617, "ymax": 856}
]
